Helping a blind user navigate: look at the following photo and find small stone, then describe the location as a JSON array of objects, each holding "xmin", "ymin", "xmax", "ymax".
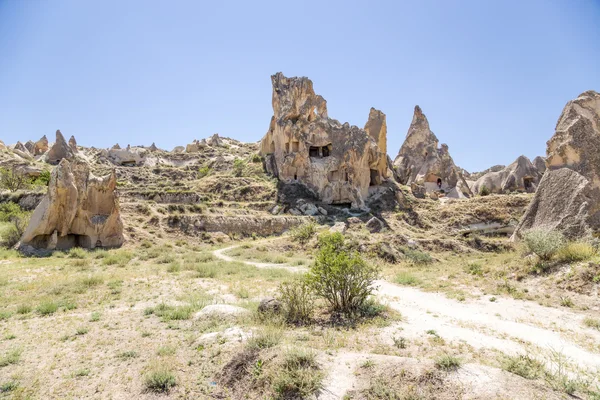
[
  {"xmin": 366, "ymin": 217, "xmax": 384, "ymax": 233},
  {"xmin": 258, "ymin": 298, "xmax": 282, "ymax": 314}
]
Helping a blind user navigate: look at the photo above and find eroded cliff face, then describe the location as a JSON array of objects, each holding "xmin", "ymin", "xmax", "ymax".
[
  {"xmin": 513, "ymin": 91, "xmax": 600, "ymax": 239},
  {"xmin": 393, "ymin": 106, "xmax": 472, "ymax": 198},
  {"xmin": 19, "ymin": 159, "xmax": 124, "ymax": 253},
  {"xmin": 472, "ymin": 155, "xmax": 542, "ymax": 195},
  {"xmin": 259, "ymin": 73, "xmax": 387, "ymax": 208}
]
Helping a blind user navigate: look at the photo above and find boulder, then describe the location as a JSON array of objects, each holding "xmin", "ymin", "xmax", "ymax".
[
  {"xmin": 19, "ymin": 159, "xmax": 124, "ymax": 252},
  {"xmin": 257, "ymin": 298, "xmax": 282, "ymax": 314},
  {"xmin": 512, "ymin": 91, "xmax": 600, "ymax": 240},
  {"xmin": 512, "ymin": 168, "xmax": 595, "ymax": 239},
  {"xmin": 393, "ymin": 106, "xmax": 472, "ymax": 198},
  {"xmin": 172, "ymin": 146, "xmax": 185, "ymax": 153},
  {"xmin": 329, "ymin": 222, "xmax": 347, "ymax": 234},
  {"xmin": 259, "ymin": 73, "xmax": 388, "ymax": 208},
  {"xmin": 472, "ymin": 156, "xmax": 542, "ymax": 195},
  {"xmin": 366, "ymin": 216, "xmax": 384, "ymax": 233},
  {"xmin": 46, "ymin": 130, "xmax": 75, "ymax": 164},
  {"xmin": 298, "ymin": 201, "xmax": 319, "ymax": 216}
]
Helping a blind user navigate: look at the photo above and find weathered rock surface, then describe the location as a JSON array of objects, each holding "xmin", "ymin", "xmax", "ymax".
[
  {"xmin": 107, "ymin": 146, "xmax": 145, "ymax": 166},
  {"xmin": 512, "ymin": 168, "xmax": 596, "ymax": 239},
  {"xmin": 33, "ymin": 135, "xmax": 49, "ymax": 156},
  {"xmin": 259, "ymin": 73, "xmax": 387, "ymax": 208},
  {"xmin": 393, "ymin": 106, "xmax": 472, "ymax": 198},
  {"xmin": 533, "ymin": 156, "xmax": 546, "ymax": 174},
  {"xmin": 472, "ymin": 156, "xmax": 541, "ymax": 195},
  {"xmin": 19, "ymin": 159, "xmax": 124, "ymax": 252},
  {"xmin": 0, "ymin": 140, "xmax": 5, "ymax": 150},
  {"xmin": 172, "ymin": 146, "xmax": 185, "ymax": 153},
  {"xmin": 167, "ymin": 214, "xmax": 304, "ymax": 237},
  {"xmin": 363, "ymin": 108, "xmax": 388, "ymax": 183},
  {"xmin": 24, "ymin": 140, "xmax": 35, "ymax": 154},
  {"xmin": 68, "ymin": 135, "xmax": 78, "ymax": 152},
  {"xmin": 12, "ymin": 142, "xmax": 33, "ymax": 160},
  {"xmin": 513, "ymin": 91, "xmax": 600, "ymax": 239},
  {"xmin": 46, "ymin": 130, "xmax": 75, "ymax": 164}
]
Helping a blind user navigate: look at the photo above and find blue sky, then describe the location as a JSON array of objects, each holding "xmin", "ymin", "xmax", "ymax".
[{"xmin": 0, "ymin": 0, "xmax": 598, "ymax": 172}]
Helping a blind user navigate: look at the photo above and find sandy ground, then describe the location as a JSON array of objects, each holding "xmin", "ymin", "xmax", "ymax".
[{"xmin": 214, "ymin": 244, "xmax": 600, "ymax": 397}]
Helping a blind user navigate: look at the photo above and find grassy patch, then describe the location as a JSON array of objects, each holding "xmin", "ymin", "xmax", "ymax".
[
  {"xmin": 247, "ymin": 326, "xmax": 283, "ymax": 350},
  {"xmin": 557, "ymin": 242, "xmax": 596, "ymax": 262},
  {"xmin": 500, "ymin": 354, "xmax": 544, "ymax": 379},
  {"xmin": 395, "ymin": 272, "xmax": 420, "ymax": 286},
  {"xmin": 584, "ymin": 317, "xmax": 600, "ymax": 330},
  {"xmin": 434, "ymin": 353, "xmax": 461, "ymax": 371},
  {"xmin": 144, "ymin": 365, "xmax": 177, "ymax": 393},
  {"xmin": 0, "ymin": 348, "xmax": 22, "ymax": 367},
  {"xmin": 270, "ymin": 348, "xmax": 323, "ymax": 399},
  {"xmin": 37, "ymin": 301, "xmax": 59, "ymax": 316}
]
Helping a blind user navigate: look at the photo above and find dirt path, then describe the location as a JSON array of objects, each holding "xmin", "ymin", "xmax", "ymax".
[{"xmin": 213, "ymin": 244, "xmax": 600, "ymax": 392}]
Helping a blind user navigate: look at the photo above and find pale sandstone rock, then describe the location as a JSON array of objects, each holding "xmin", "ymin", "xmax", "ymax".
[
  {"xmin": 0, "ymin": 140, "xmax": 5, "ymax": 150},
  {"xmin": 259, "ymin": 73, "xmax": 387, "ymax": 208},
  {"xmin": 513, "ymin": 91, "xmax": 600, "ymax": 239},
  {"xmin": 393, "ymin": 106, "xmax": 472, "ymax": 198},
  {"xmin": 33, "ymin": 135, "xmax": 49, "ymax": 156},
  {"xmin": 363, "ymin": 107, "xmax": 388, "ymax": 183},
  {"xmin": 148, "ymin": 142, "xmax": 158, "ymax": 152},
  {"xmin": 19, "ymin": 159, "xmax": 124, "ymax": 252},
  {"xmin": 472, "ymin": 156, "xmax": 541, "ymax": 195},
  {"xmin": 46, "ymin": 130, "xmax": 75, "ymax": 164},
  {"xmin": 329, "ymin": 222, "xmax": 347, "ymax": 234},
  {"xmin": 172, "ymin": 146, "xmax": 185, "ymax": 153},
  {"xmin": 107, "ymin": 146, "xmax": 145, "ymax": 166},
  {"xmin": 12, "ymin": 142, "xmax": 33, "ymax": 160}
]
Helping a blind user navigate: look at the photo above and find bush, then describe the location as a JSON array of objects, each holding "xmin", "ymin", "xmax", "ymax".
[
  {"xmin": 232, "ymin": 158, "xmax": 246, "ymax": 177},
  {"xmin": 0, "ymin": 204, "xmax": 30, "ymax": 248},
  {"xmin": 0, "ymin": 166, "xmax": 29, "ymax": 192},
  {"xmin": 307, "ymin": 233, "xmax": 379, "ymax": 314},
  {"xmin": 198, "ymin": 165, "xmax": 211, "ymax": 178},
  {"xmin": 479, "ymin": 185, "xmax": 490, "ymax": 196},
  {"xmin": 144, "ymin": 365, "xmax": 177, "ymax": 393},
  {"xmin": 501, "ymin": 354, "xmax": 545, "ymax": 379},
  {"xmin": 270, "ymin": 348, "xmax": 323, "ymax": 399},
  {"xmin": 523, "ymin": 228, "xmax": 565, "ymax": 261},
  {"xmin": 557, "ymin": 242, "xmax": 596, "ymax": 262},
  {"xmin": 290, "ymin": 222, "xmax": 316, "ymax": 245},
  {"xmin": 277, "ymin": 278, "xmax": 315, "ymax": 324},
  {"xmin": 68, "ymin": 247, "xmax": 88, "ymax": 259},
  {"xmin": 434, "ymin": 354, "xmax": 462, "ymax": 371},
  {"xmin": 400, "ymin": 247, "xmax": 433, "ymax": 264},
  {"xmin": 31, "ymin": 170, "xmax": 51, "ymax": 187}
]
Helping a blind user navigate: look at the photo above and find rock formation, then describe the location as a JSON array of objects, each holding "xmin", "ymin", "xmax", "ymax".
[
  {"xmin": 68, "ymin": 135, "xmax": 78, "ymax": 152},
  {"xmin": 12, "ymin": 142, "xmax": 33, "ymax": 160},
  {"xmin": 186, "ymin": 139, "xmax": 207, "ymax": 153},
  {"xmin": 19, "ymin": 159, "xmax": 124, "ymax": 252},
  {"xmin": 24, "ymin": 140, "xmax": 35, "ymax": 154},
  {"xmin": 14, "ymin": 141, "xmax": 28, "ymax": 154},
  {"xmin": 532, "ymin": 156, "xmax": 546, "ymax": 174},
  {"xmin": 148, "ymin": 142, "xmax": 158, "ymax": 152},
  {"xmin": 258, "ymin": 72, "xmax": 388, "ymax": 208},
  {"xmin": 207, "ymin": 134, "xmax": 222, "ymax": 147},
  {"xmin": 46, "ymin": 130, "xmax": 75, "ymax": 164},
  {"xmin": 34, "ymin": 135, "xmax": 49, "ymax": 156},
  {"xmin": 107, "ymin": 146, "xmax": 145, "ymax": 166},
  {"xmin": 513, "ymin": 90, "xmax": 600, "ymax": 239},
  {"xmin": 172, "ymin": 146, "xmax": 185, "ymax": 153},
  {"xmin": 393, "ymin": 106, "xmax": 472, "ymax": 198},
  {"xmin": 363, "ymin": 108, "xmax": 388, "ymax": 184},
  {"xmin": 0, "ymin": 140, "xmax": 5, "ymax": 150},
  {"xmin": 472, "ymin": 156, "xmax": 542, "ymax": 195}
]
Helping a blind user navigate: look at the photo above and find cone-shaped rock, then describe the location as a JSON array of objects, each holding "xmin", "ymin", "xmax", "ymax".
[{"xmin": 46, "ymin": 130, "xmax": 75, "ymax": 164}]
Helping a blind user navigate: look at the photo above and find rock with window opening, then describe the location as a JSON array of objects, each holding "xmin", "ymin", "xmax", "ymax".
[
  {"xmin": 259, "ymin": 72, "xmax": 389, "ymax": 208},
  {"xmin": 18, "ymin": 158, "xmax": 124, "ymax": 254},
  {"xmin": 471, "ymin": 155, "xmax": 542, "ymax": 195},
  {"xmin": 393, "ymin": 105, "xmax": 472, "ymax": 198}
]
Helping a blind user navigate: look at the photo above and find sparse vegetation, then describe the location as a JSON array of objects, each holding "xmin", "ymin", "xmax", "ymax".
[
  {"xmin": 523, "ymin": 228, "xmax": 565, "ymax": 261},
  {"xmin": 500, "ymin": 354, "xmax": 544, "ymax": 379},
  {"xmin": 270, "ymin": 348, "xmax": 323, "ymax": 399},
  {"xmin": 307, "ymin": 233, "xmax": 379, "ymax": 314},
  {"xmin": 277, "ymin": 278, "xmax": 315, "ymax": 324},
  {"xmin": 290, "ymin": 222, "xmax": 317, "ymax": 245},
  {"xmin": 557, "ymin": 241, "xmax": 596, "ymax": 262},
  {"xmin": 0, "ymin": 348, "xmax": 22, "ymax": 367},
  {"xmin": 143, "ymin": 364, "xmax": 177, "ymax": 393},
  {"xmin": 434, "ymin": 353, "xmax": 462, "ymax": 370},
  {"xmin": 583, "ymin": 317, "xmax": 600, "ymax": 330}
]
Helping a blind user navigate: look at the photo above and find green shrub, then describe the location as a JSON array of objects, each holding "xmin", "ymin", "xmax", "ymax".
[
  {"xmin": 198, "ymin": 165, "xmax": 211, "ymax": 178},
  {"xmin": 479, "ymin": 185, "xmax": 490, "ymax": 196},
  {"xmin": 0, "ymin": 166, "xmax": 29, "ymax": 192},
  {"xmin": 307, "ymin": 233, "xmax": 379, "ymax": 314},
  {"xmin": 37, "ymin": 301, "xmax": 58, "ymax": 316},
  {"xmin": 0, "ymin": 348, "xmax": 22, "ymax": 367},
  {"xmin": 144, "ymin": 365, "xmax": 177, "ymax": 393},
  {"xmin": 0, "ymin": 380, "xmax": 18, "ymax": 393},
  {"xmin": 278, "ymin": 278, "xmax": 315, "ymax": 324},
  {"xmin": 68, "ymin": 247, "xmax": 88, "ymax": 259},
  {"xmin": 500, "ymin": 354, "xmax": 544, "ymax": 379},
  {"xmin": 271, "ymin": 348, "xmax": 323, "ymax": 399},
  {"xmin": 251, "ymin": 154, "xmax": 263, "ymax": 163},
  {"xmin": 395, "ymin": 272, "xmax": 420, "ymax": 286},
  {"xmin": 557, "ymin": 242, "xmax": 596, "ymax": 262},
  {"xmin": 434, "ymin": 354, "xmax": 462, "ymax": 371},
  {"xmin": 232, "ymin": 158, "xmax": 246, "ymax": 177},
  {"xmin": 400, "ymin": 247, "xmax": 433, "ymax": 264},
  {"xmin": 523, "ymin": 228, "xmax": 565, "ymax": 261},
  {"xmin": 290, "ymin": 222, "xmax": 317, "ymax": 245},
  {"xmin": 31, "ymin": 170, "xmax": 51, "ymax": 186},
  {"xmin": 0, "ymin": 203, "xmax": 22, "ymax": 222}
]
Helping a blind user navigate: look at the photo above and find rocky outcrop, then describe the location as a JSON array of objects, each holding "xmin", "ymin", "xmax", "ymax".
[
  {"xmin": 393, "ymin": 106, "xmax": 472, "ymax": 198},
  {"xmin": 68, "ymin": 135, "xmax": 78, "ymax": 152},
  {"xmin": 19, "ymin": 159, "xmax": 124, "ymax": 252},
  {"xmin": 207, "ymin": 134, "xmax": 222, "ymax": 147},
  {"xmin": 167, "ymin": 214, "xmax": 303, "ymax": 237},
  {"xmin": 46, "ymin": 130, "xmax": 75, "ymax": 164},
  {"xmin": 148, "ymin": 142, "xmax": 158, "ymax": 152},
  {"xmin": 172, "ymin": 146, "xmax": 185, "ymax": 153},
  {"xmin": 14, "ymin": 141, "xmax": 28, "ymax": 154},
  {"xmin": 259, "ymin": 72, "xmax": 388, "ymax": 208},
  {"xmin": 363, "ymin": 108, "xmax": 388, "ymax": 184},
  {"xmin": 12, "ymin": 142, "xmax": 33, "ymax": 160},
  {"xmin": 533, "ymin": 156, "xmax": 546, "ymax": 174},
  {"xmin": 107, "ymin": 146, "xmax": 145, "ymax": 166},
  {"xmin": 513, "ymin": 91, "xmax": 600, "ymax": 240},
  {"xmin": 472, "ymin": 156, "xmax": 541, "ymax": 195},
  {"xmin": 33, "ymin": 135, "xmax": 49, "ymax": 156},
  {"xmin": 186, "ymin": 139, "xmax": 207, "ymax": 153},
  {"xmin": 24, "ymin": 140, "xmax": 35, "ymax": 154}
]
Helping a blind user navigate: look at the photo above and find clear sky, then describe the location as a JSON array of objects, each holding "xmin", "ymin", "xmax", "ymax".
[{"xmin": 1, "ymin": 0, "xmax": 599, "ymax": 172}]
